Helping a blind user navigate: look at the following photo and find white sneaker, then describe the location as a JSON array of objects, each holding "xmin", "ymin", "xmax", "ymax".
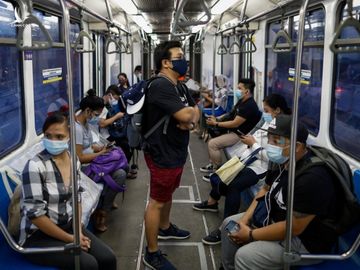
[{"xmin": 200, "ymin": 163, "xmax": 214, "ymax": 173}]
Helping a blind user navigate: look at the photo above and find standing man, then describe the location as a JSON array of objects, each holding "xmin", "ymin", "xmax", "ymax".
[
  {"xmin": 133, "ymin": 65, "xmax": 142, "ymax": 83},
  {"xmin": 142, "ymin": 41, "xmax": 200, "ymax": 270}
]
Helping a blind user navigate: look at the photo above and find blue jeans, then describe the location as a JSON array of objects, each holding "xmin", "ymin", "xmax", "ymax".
[{"xmin": 209, "ymin": 168, "xmax": 266, "ymax": 219}]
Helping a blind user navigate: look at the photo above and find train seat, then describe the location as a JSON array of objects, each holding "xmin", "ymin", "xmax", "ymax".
[
  {"xmin": 296, "ymin": 169, "xmax": 360, "ymax": 270},
  {"xmin": 0, "ymin": 166, "xmax": 57, "ymax": 270},
  {"xmin": 0, "ymin": 143, "xmax": 103, "ymax": 270}
]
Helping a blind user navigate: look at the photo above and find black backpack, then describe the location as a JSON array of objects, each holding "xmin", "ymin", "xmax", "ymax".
[{"xmin": 296, "ymin": 145, "xmax": 360, "ymax": 235}]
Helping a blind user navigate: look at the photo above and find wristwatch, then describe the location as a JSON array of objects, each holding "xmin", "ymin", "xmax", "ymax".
[{"xmin": 249, "ymin": 229, "xmax": 254, "ymax": 242}]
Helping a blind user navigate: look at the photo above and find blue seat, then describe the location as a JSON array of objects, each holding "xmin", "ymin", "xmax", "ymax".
[
  {"xmin": 0, "ymin": 168, "xmax": 57, "ymax": 270},
  {"xmin": 296, "ymin": 169, "xmax": 360, "ymax": 270}
]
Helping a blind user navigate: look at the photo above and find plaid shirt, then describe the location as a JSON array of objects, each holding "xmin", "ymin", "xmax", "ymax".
[{"xmin": 19, "ymin": 150, "xmax": 83, "ymax": 246}]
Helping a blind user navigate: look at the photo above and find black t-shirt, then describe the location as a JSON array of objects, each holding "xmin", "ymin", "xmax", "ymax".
[
  {"xmin": 227, "ymin": 97, "xmax": 261, "ymax": 134},
  {"xmin": 265, "ymin": 156, "xmax": 339, "ymax": 253},
  {"xmin": 143, "ymin": 77, "xmax": 196, "ymax": 168}
]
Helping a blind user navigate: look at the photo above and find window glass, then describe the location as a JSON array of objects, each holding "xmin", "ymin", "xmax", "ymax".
[
  {"xmin": 293, "ymin": 9, "xmax": 325, "ymax": 42},
  {"xmin": 331, "ymin": 4, "xmax": 360, "ymax": 160},
  {"xmin": 0, "ymin": 0, "xmax": 16, "ymax": 38},
  {"xmin": 0, "ymin": 46, "xmax": 24, "ymax": 156},
  {"xmin": 267, "ymin": 19, "xmax": 290, "ymax": 44},
  {"xmin": 222, "ymin": 36, "xmax": 234, "ymax": 90},
  {"xmin": 110, "ymin": 53, "xmax": 120, "ymax": 85},
  {"xmin": 33, "ymin": 48, "xmax": 68, "ymax": 133},
  {"xmin": 70, "ymin": 22, "xmax": 80, "ymax": 43},
  {"xmin": 32, "ymin": 10, "xmax": 60, "ymax": 42}
]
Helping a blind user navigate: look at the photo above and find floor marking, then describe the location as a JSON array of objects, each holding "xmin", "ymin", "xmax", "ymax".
[
  {"xmin": 188, "ymin": 146, "xmax": 217, "ymax": 270},
  {"xmin": 135, "ymin": 187, "xmax": 149, "ymax": 270},
  {"xmin": 159, "ymin": 242, "xmax": 208, "ymax": 270}
]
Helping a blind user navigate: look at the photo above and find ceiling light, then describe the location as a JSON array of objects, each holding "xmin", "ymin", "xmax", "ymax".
[
  {"xmin": 121, "ymin": 0, "xmax": 138, "ymax": 15},
  {"xmin": 211, "ymin": 0, "xmax": 239, "ymax": 15},
  {"xmin": 131, "ymin": 15, "xmax": 152, "ymax": 33}
]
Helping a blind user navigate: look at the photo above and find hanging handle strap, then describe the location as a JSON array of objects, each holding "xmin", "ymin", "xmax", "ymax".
[
  {"xmin": 330, "ymin": 17, "xmax": 360, "ymax": 53},
  {"xmin": 74, "ymin": 30, "xmax": 96, "ymax": 53},
  {"xmin": 240, "ymin": 33, "xmax": 257, "ymax": 53},
  {"xmin": 229, "ymin": 40, "xmax": 241, "ymax": 54},
  {"xmin": 106, "ymin": 36, "xmax": 121, "ymax": 54},
  {"xmin": 16, "ymin": 14, "xmax": 53, "ymax": 50},
  {"xmin": 272, "ymin": 29, "xmax": 294, "ymax": 53}
]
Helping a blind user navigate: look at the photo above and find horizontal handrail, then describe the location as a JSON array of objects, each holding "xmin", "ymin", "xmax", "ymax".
[
  {"xmin": 330, "ymin": 17, "xmax": 360, "ymax": 53},
  {"xmin": 0, "ymin": 217, "xmax": 69, "ymax": 254},
  {"xmin": 74, "ymin": 30, "xmax": 96, "ymax": 53},
  {"xmin": 272, "ymin": 29, "xmax": 293, "ymax": 53},
  {"xmin": 16, "ymin": 14, "xmax": 53, "ymax": 50},
  {"xmin": 300, "ymin": 232, "xmax": 360, "ymax": 261}
]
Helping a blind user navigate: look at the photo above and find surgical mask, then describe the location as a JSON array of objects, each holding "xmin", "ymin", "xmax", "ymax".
[
  {"xmin": 88, "ymin": 116, "xmax": 100, "ymax": 125},
  {"xmin": 110, "ymin": 98, "xmax": 118, "ymax": 107},
  {"xmin": 266, "ymin": 144, "xmax": 289, "ymax": 164},
  {"xmin": 43, "ymin": 138, "xmax": 69, "ymax": 155},
  {"xmin": 171, "ymin": 58, "xmax": 188, "ymax": 76},
  {"xmin": 262, "ymin": 112, "xmax": 273, "ymax": 123},
  {"xmin": 235, "ymin": 89, "xmax": 243, "ymax": 99}
]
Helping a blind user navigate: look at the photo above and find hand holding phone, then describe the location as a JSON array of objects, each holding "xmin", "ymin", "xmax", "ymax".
[
  {"xmin": 106, "ymin": 141, "xmax": 115, "ymax": 149},
  {"xmin": 224, "ymin": 220, "xmax": 241, "ymax": 234},
  {"xmin": 236, "ymin": 129, "xmax": 245, "ymax": 136}
]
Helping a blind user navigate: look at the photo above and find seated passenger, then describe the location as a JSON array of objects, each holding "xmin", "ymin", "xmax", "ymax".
[
  {"xmin": 19, "ymin": 112, "xmax": 116, "ymax": 270},
  {"xmin": 75, "ymin": 91, "xmax": 127, "ymax": 232},
  {"xmin": 117, "ymin": 72, "xmax": 130, "ymax": 94},
  {"xmin": 193, "ymin": 94, "xmax": 291, "ymax": 245},
  {"xmin": 200, "ymin": 78, "xmax": 262, "ymax": 180},
  {"xmin": 221, "ymin": 115, "xmax": 339, "ymax": 270}
]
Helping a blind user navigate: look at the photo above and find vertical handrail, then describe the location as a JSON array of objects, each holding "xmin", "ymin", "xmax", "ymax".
[
  {"xmin": 283, "ymin": 0, "xmax": 310, "ymax": 269},
  {"xmin": 58, "ymin": 0, "xmax": 81, "ymax": 269}
]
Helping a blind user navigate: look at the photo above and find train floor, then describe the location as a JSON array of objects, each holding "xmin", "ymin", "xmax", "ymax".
[{"xmin": 97, "ymin": 133, "xmax": 225, "ymax": 270}]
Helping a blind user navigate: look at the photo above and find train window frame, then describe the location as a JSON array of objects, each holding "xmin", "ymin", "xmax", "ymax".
[
  {"xmin": 330, "ymin": 1, "xmax": 360, "ymax": 161},
  {"xmin": 0, "ymin": 0, "xmax": 26, "ymax": 158},
  {"xmin": 264, "ymin": 5, "xmax": 325, "ymax": 136}
]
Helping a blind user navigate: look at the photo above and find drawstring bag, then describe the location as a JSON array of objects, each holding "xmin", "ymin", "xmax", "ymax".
[
  {"xmin": 210, "ymin": 147, "xmax": 263, "ymax": 186},
  {"xmin": 84, "ymin": 147, "xmax": 128, "ymax": 192}
]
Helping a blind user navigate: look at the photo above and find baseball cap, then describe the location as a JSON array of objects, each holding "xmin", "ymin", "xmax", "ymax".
[
  {"xmin": 267, "ymin": 114, "xmax": 309, "ymax": 143},
  {"xmin": 122, "ymin": 80, "xmax": 146, "ymax": 114}
]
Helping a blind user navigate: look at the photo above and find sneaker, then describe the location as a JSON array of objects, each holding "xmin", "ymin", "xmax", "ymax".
[
  {"xmin": 143, "ymin": 247, "xmax": 176, "ymax": 270},
  {"xmin": 200, "ymin": 163, "xmax": 214, "ymax": 173},
  {"xmin": 202, "ymin": 229, "xmax": 221, "ymax": 245},
  {"xmin": 202, "ymin": 174, "xmax": 211, "ymax": 182},
  {"xmin": 158, "ymin": 223, "xmax": 190, "ymax": 240},
  {"xmin": 192, "ymin": 200, "xmax": 219, "ymax": 212}
]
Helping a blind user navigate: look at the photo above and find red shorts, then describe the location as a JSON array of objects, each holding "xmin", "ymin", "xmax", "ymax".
[{"xmin": 144, "ymin": 154, "xmax": 184, "ymax": 202}]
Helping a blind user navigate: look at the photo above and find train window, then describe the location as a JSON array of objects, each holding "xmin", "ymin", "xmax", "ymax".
[
  {"xmin": 0, "ymin": 46, "xmax": 24, "ymax": 157},
  {"xmin": 0, "ymin": 0, "xmax": 16, "ymax": 38},
  {"xmin": 222, "ymin": 36, "xmax": 234, "ymax": 90},
  {"xmin": 293, "ymin": 9, "xmax": 325, "ymax": 42},
  {"xmin": 265, "ymin": 8, "xmax": 325, "ymax": 135},
  {"xmin": 32, "ymin": 10, "xmax": 61, "ymax": 43},
  {"xmin": 331, "ymin": 3, "xmax": 360, "ymax": 160}
]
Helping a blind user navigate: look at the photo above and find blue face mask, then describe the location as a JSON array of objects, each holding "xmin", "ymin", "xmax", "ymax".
[
  {"xmin": 88, "ymin": 116, "xmax": 100, "ymax": 125},
  {"xmin": 262, "ymin": 112, "xmax": 273, "ymax": 123},
  {"xmin": 171, "ymin": 58, "xmax": 188, "ymax": 76},
  {"xmin": 234, "ymin": 89, "xmax": 243, "ymax": 99},
  {"xmin": 43, "ymin": 138, "xmax": 69, "ymax": 155},
  {"xmin": 266, "ymin": 144, "xmax": 289, "ymax": 164},
  {"xmin": 110, "ymin": 98, "xmax": 118, "ymax": 107}
]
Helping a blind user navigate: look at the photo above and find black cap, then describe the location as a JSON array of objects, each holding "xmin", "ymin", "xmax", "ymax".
[{"xmin": 267, "ymin": 114, "xmax": 309, "ymax": 143}]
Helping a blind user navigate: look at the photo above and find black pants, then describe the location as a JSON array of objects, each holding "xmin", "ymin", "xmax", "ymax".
[
  {"xmin": 209, "ymin": 168, "xmax": 266, "ymax": 219},
  {"xmin": 23, "ymin": 228, "xmax": 117, "ymax": 270}
]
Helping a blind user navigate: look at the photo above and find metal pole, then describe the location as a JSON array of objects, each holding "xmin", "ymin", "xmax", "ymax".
[
  {"xmin": 66, "ymin": 0, "xmax": 130, "ymax": 34},
  {"xmin": 131, "ymin": 37, "xmax": 134, "ymax": 85},
  {"xmin": 104, "ymin": 0, "xmax": 113, "ymax": 22},
  {"xmin": 239, "ymin": 0, "xmax": 249, "ymax": 23},
  {"xmin": 283, "ymin": 0, "xmax": 310, "ymax": 269},
  {"xmin": 59, "ymin": 0, "xmax": 81, "ymax": 269},
  {"xmin": 211, "ymin": 34, "xmax": 217, "ymax": 116}
]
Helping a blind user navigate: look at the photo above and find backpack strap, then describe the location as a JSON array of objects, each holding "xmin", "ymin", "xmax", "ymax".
[{"xmin": 143, "ymin": 115, "xmax": 170, "ymax": 139}]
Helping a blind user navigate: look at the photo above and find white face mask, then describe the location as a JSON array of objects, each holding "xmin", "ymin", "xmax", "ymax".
[{"xmin": 110, "ymin": 98, "xmax": 118, "ymax": 106}]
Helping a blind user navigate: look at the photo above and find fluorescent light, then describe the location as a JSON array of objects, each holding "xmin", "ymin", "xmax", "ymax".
[
  {"xmin": 121, "ymin": 0, "xmax": 138, "ymax": 15},
  {"xmin": 211, "ymin": 0, "xmax": 239, "ymax": 15},
  {"xmin": 131, "ymin": 15, "xmax": 152, "ymax": 33}
]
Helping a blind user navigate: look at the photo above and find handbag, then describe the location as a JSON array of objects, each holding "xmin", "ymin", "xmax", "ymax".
[{"xmin": 210, "ymin": 147, "xmax": 263, "ymax": 186}]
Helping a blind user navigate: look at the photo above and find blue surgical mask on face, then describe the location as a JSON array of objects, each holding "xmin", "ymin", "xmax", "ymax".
[
  {"xmin": 110, "ymin": 98, "xmax": 118, "ymax": 107},
  {"xmin": 235, "ymin": 89, "xmax": 243, "ymax": 99},
  {"xmin": 171, "ymin": 58, "xmax": 188, "ymax": 76},
  {"xmin": 262, "ymin": 112, "xmax": 273, "ymax": 123},
  {"xmin": 266, "ymin": 144, "xmax": 289, "ymax": 164},
  {"xmin": 43, "ymin": 138, "xmax": 69, "ymax": 155},
  {"xmin": 88, "ymin": 116, "xmax": 99, "ymax": 125}
]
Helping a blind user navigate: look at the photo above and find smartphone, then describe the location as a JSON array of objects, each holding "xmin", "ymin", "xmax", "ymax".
[
  {"xmin": 106, "ymin": 141, "xmax": 115, "ymax": 149},
  {"xmin": 236, "ymin": 129, "xmax": 245, "ymax": 136},
  {"xmin": 224, "ymin": 220, "xmax": 241, "ymax": 234}
]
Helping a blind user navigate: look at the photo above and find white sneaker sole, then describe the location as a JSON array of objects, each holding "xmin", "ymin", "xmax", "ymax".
[
  {"xmin": 157, "ymin": 234, "xmax": 190, "ymax": 240},
  {"xmin": 142, "ymin": 257, "xmax": 156, "ymax": 270},
  {"xmin": 192, "ymin": 205, "xmax": 219, "ymax": 212},
  {"xmin": 202, "ymin": 238, "xmax": 221, "ymax": 245},
  {"xmin": 200, "ymin": 168, "xmax": 214, "ymax": 173}
]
